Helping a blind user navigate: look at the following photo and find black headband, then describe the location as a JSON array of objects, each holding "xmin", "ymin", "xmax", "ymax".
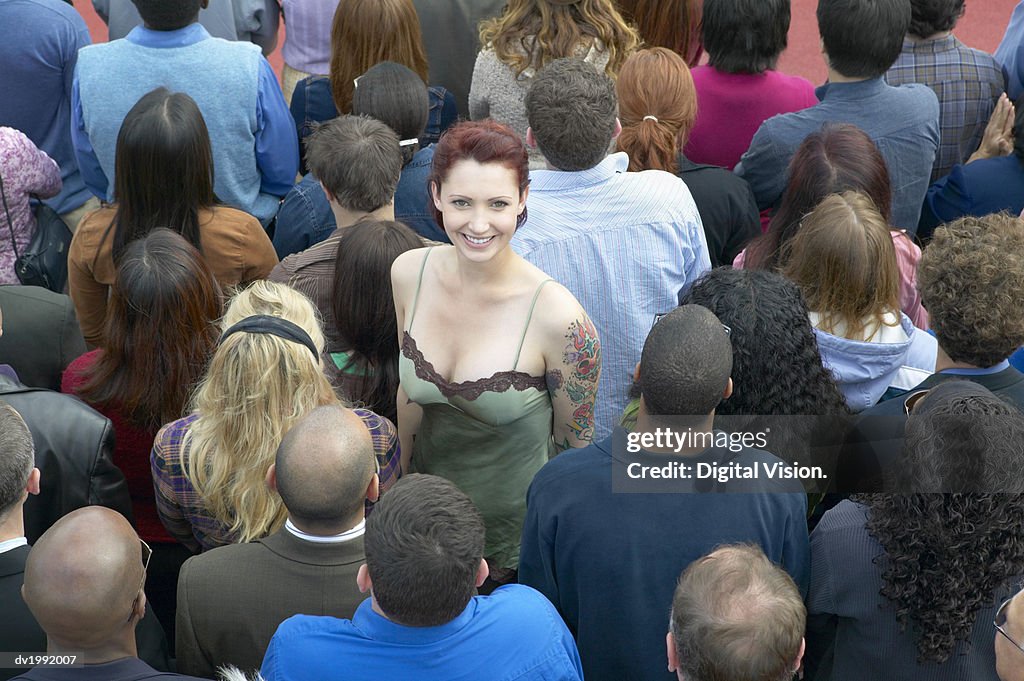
[{"xmin": 219, "ymin": 315, "xmax": 320, "ymax": 360}]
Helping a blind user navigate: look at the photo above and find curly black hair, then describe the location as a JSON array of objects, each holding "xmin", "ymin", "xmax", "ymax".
[
  {"xmin": 680, "ymin": 268, "xmax": 849, "ymax": 417},
  {"xmin": 859, "ymin": 386, "xmax": 1024, "ymax": 663}
]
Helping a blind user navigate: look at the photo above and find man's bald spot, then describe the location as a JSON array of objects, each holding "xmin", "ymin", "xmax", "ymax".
[
  {"xmin": 276, "ymin": 405, "xmax": 376, "ymax": 525},
  {"xmin": 23, "ymin": 507, "xmax": 143, "ymax": 647}
]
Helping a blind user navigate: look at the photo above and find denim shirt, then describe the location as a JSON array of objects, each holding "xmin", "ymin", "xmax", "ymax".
[
  {"xmin": 272, "ymin": 145, "xmax": 447, "ymax": 259},
  {"xmin": 289, "ymin": 76, "xmax": 458, "ymax": 174},
  {"xmin": 735, "ymin": 78, "xmax": 939, "ymax": 232}
]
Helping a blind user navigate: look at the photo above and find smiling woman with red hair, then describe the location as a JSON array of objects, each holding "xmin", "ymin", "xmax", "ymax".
[{"xmin": 391, "ymin": 120, "xmax": 600, "ymax": 585}]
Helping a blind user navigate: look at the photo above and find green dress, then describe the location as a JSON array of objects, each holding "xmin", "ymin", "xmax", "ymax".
[{"xmin": 398, "ymin": 248, "xmax": 556, "ymax": 569}]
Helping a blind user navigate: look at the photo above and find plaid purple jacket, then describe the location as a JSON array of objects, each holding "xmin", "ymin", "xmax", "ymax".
[{"xmin": 151, "ymin": 408, "xmax": 401, "ymax": 552}]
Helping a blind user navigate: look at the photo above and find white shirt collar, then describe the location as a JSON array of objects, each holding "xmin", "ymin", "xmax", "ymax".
[
  {"xmin": 285, "ymin": 518, "xmax": 365, "ymax": 544},
  {"xmin": 0, "ymin": 537, "xmax": 28, "ymax": 554}
]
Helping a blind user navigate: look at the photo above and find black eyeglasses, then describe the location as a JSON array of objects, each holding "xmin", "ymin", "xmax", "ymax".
[{"xmin": 995, "ymin": 595, "xmax": 1024, "ymax": 655}]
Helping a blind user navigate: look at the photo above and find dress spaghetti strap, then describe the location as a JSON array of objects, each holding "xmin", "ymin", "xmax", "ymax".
[
  {"xmin": 512, "ymin": 279, "xmax": 554, "ymax": 371},
  {"xmin": 406, "ymin": 247, "xmax": 435, "ymax": 332}
]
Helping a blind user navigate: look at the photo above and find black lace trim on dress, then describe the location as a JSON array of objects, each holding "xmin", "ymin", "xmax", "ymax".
[{"xmin": 402, "ymin": 332, "xmax": 546, "ymax": 401}]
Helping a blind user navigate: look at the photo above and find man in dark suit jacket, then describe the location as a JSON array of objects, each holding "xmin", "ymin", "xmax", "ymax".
[
  {"xmin": 0, "ymin": 286, "xmax": 86, "ymax": 391},
  {"xmin": 0, "ymin": 402, "xmax": 44, "ymax": 681},
  {"xmin": 840, "ymin": 213, "xmax": 1024, "ymax": 492},
  {"xmin": 175, "ymin": 405, "xmax": 380, "ymax": 677}
]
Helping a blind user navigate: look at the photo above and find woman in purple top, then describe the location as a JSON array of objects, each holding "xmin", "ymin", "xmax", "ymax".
[
  {"xmin": 685, "ymin": 0, "xmax": 818, "ymax": 171},
  {"xmin": 0, "ymin": 127, "xmax": 62, "ymax": 284}
]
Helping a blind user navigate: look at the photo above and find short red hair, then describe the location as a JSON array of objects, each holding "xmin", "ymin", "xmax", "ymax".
[{"xmin": 428, "ymin": 120, "xmax": 530, "ymax": 230}]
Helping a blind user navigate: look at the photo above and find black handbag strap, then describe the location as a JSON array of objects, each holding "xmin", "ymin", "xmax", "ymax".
[{"xmin": 0, "ymin": 169, "xmax": 23, "ymax": 263}]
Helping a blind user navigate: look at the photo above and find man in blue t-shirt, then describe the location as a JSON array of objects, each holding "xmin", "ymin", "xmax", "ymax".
[{"xmin": 261, "ymin": 474, "xmax": 584, "ymax": 681}]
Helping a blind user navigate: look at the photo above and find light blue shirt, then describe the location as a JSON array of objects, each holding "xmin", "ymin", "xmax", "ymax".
[
  {"xmin": 512, "ymin": 153, "xmax": 711, "ymax": 439},
  {"xmin": 71, "ymin": 24, "xmax": 298, "ymax": 225}
]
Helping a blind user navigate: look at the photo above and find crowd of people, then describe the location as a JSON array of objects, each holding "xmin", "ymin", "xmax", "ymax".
[{"xmin": 2, "ymin": 0, "xmax": 1024, "ymax": 679}]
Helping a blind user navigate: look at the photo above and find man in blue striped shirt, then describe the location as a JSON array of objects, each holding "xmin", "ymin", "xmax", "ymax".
[{"xmin": 512, "ymin": 58, "xmax": 711, "ymax": 440}]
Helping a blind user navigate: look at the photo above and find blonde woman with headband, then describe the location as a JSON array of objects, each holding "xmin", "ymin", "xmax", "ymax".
[
  {"xmin": 469, "ymin": 0, "xmax": 639, "ymax": 167},
  {"xmin": 151, "ymin": 281, "xmax": 400, "ymax": 553}
]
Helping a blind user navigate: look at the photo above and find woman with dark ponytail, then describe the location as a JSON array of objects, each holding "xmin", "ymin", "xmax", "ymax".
[{"xmin": 615, "ymin": 47, "xmax": 759, "ymax": 266}]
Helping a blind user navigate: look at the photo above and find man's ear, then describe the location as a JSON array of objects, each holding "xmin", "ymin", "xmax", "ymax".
[
  {"xmin": 265, "ymin": 464, "xmax": 277, "ymax": 493},
  {"xmin": 526, "ymin": 127, "xmax": 538, "ymax": 149},
  {"xmin": 320, "ymin": 181, "xmax": 337, "ymax": 206},
  {"xmin": 666, "ymin": 632, "xmax": 679, "ymax": 673},
  {"xmin": 366, "ymin": 473, "xmax": 380, "ymax": 504},
  {"xmin": 475, "ymin": 558, "xmax": 489, "ymax": 588},
  {"xmin": 612, "ymin": 118, "xmax": 622, "ymax": 140},
  {"xmin": 632, "ymin": 362, "xmax": 641, "ymax": 383},
  {"xmin": 722, "ymin": 377, "xmax": 733, "ymax": 400},
  {"xmin": 132, "ymin": 589, "xmax": 147, "ymax": 624},
  {"xmin": 793, "ymin": 638, "xmax": 806, "ymax": 673},
  {"xmin": 26, "ymin": 468, "xmax": 40, "ymax": 496},
  {"xmin": 357, "ymin": 564, "xmax": 372, "ymax": 593}
]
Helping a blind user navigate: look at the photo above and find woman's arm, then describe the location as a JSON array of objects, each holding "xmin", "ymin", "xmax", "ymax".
[
  {"xmin": 396, "ymin": 383, "xmax": 422, "ymax": 474},
  {"xmin": 67, "ymin": 221, "xmax": 111, "ymax": 348},
  {"xmin": 10, "ymin": 130, "xmax": 62, "ymax": 199},
  {"xmin": 150, "ymin": 423, "xmax": 202, "ymax": 554},
  {"xmin": 391, "ymin": 249, "xmax": 426, "ymax": 473},
  {"xmin": 542, "ymin": 296, "xmax": 602, "ymax": 453}
]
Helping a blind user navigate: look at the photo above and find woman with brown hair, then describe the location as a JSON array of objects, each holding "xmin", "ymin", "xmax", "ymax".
[
  {"xmin": 782, "ymin": 192, "xmax": 936, "ymax": 411},
  {"xmin": 331, "ymin": 218, "xmax": 423, "ymax": 423},
  {"xmin": 68, "ymin": 88, "xmax": 278, "ymax": 347},
  {"xmin": 739, "ymin": 124, "xmax": 928, "ymax": 329},
  {"xmin": 469, "ymin": 0, "xmax": 639, "ymax": 167},
  {"xmin": 62, "ymin": 228, "xmax": 222, "ymax": 635},
  {"xmin": 615, "ymin": 47, "xmax": 759, "ymax": 266},
  {"xmin": 615, "ymin": 0, "xmax": 703, "ymax": 65},
  {"xmin": 288, "ymin": 0, "xmax": 457, "ymax": 169}
]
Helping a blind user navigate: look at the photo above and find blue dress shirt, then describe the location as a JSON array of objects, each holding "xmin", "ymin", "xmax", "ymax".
[{"xmin": 511, "ymin": 153, "xmax": 711, "ymax": 439}]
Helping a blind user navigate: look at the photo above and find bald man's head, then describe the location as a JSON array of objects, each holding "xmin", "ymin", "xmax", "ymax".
[
  {"xmin": 23, "ymin": 507, "xmax": 146, "ymax": 649},
  {"xmin": 275, "ymin": 406, "xmax": 377, "ymax": 532}
]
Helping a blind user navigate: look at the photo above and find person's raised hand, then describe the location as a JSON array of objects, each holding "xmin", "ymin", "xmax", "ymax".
[{"xmin": 969, "ymin": 93, "xmax": 1015, "ymax": 163}]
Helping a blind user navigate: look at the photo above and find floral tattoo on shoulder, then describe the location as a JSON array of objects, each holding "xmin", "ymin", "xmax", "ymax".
[{"xmin": 552, "ymin": 318, "xmax": 601, "ymax": 446}]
